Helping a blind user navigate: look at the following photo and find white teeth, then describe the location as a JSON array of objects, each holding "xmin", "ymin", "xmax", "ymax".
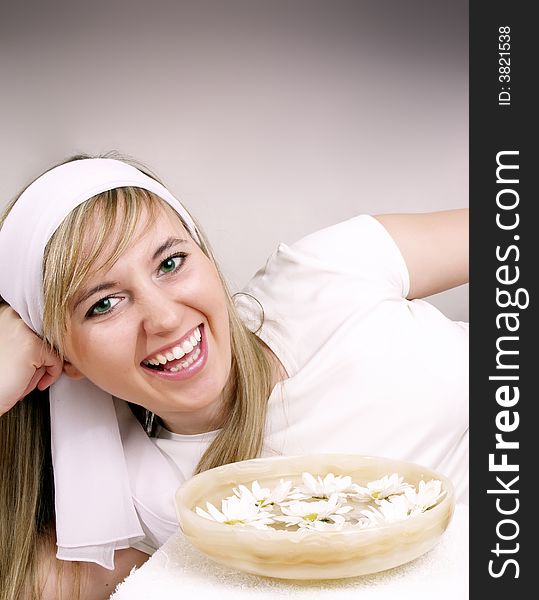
[
  {"xmin": 173, "ymin": 346, "xmax": 185, "ymax": 360},
  {"xmin": 146, "ymin": 328, "xmax": 202, "ymax": 367},
  {"xmin": 190, "ymin": 347, "xmax": 201, "ymax": 363},
  {"xmin": 156, "ymin": 347, "xmax": 202, "ymax": 373}
]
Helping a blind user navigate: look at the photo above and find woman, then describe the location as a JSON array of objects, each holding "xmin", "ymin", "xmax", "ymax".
[{"xmin": 0, "ymin": 155, "xmax": 468, "ymax": 599}]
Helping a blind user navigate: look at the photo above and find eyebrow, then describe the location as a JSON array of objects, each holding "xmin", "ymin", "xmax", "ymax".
[
  {"xmin": 73, "ymin": 282, "xmax": 120, "ymax": 312},
  {"xmin": 73, "ymin": 237, "xmax": 189, "ymax": 312},
  {"xmin": 152, "ymin": 237, "xmax": 188, "ymax": 261}
]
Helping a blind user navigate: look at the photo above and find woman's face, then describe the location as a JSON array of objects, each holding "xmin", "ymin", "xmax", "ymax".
[{"xmin": 63, "ymin": 203, "xmax": 232, "ymax": 434}]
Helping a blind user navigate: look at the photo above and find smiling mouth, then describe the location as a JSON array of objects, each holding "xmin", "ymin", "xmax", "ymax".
[{"xmin": 142, "ymin": 325, "xmax": 203, "ymax": 373}]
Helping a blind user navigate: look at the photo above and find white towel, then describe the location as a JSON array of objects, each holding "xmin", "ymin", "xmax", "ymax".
[{"xmin": 110, "ymin": 504, "xmax": 469, "ymax": 600}]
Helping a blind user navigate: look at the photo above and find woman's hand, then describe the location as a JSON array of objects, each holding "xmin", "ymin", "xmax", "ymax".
[
  {"xmin": 374, "ymin": 208, "xmax": 469, "ymax": 299},
  {"xmin": 0, "ymin": 304, "xmax": 63, "ymax": 416}
]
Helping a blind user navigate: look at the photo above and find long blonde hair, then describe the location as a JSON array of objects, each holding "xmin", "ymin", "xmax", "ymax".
[{"xmin": 0, "ymin": 154, "xmax": 273, "ymax": 598}]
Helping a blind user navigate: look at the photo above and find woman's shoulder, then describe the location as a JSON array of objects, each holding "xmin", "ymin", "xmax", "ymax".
[
  {"xmin": 244, "ymin": 214, "xmax": 409, "ymax": 300},
  {"xmin": 288, "ymin": 214, "xmax": 397, "ymax": 260},
  {"xmin": 237, "ymin": 215, "xmax": 412, "ymax": 376}
]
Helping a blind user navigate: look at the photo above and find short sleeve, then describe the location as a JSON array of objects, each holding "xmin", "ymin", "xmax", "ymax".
[
  {"xmin": 288, "ymin": 215, "xmax": 410, "ymax": 298},
  {"xmin": 239, "ymin": 215, "xmax": 411, "ymax": 376}
]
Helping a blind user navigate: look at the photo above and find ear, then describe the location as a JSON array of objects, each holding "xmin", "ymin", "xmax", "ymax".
[{"xmin": 62, "ymin": 361, "xmax": 85, "ymax": 380}]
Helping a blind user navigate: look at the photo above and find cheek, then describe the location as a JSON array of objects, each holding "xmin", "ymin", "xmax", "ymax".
[
  {"xmin": 195, "ymin": 270, "xmax": 232, "ymax": 361},
  {"xmin": 206, "ymin": 277, "xmax": 231, "ymax": 336},
  {"xmin": 65, "ymin": 323, "xmax": 135, "ymax": 375},
  {"xmin": 186, "ymin": 261, "xmax": 230, "ymax": 326}
]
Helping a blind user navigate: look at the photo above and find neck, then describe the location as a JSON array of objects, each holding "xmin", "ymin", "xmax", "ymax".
[
  {"xmin": 157, "ymin": 340, "xmax": 287, "ymax": 436},
  {"xmin": 157, "ymin": 400, "xmax": 226, "ymax": 435}
]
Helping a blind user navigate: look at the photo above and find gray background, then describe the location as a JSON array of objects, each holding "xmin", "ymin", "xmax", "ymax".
[{"xmin": 0, "ymin": 0, "xmax": 468, "ymax": 320}]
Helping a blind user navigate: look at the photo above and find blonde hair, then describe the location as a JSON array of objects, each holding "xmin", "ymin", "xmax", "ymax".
[{"xmin": 0, "ymin": 154, "xmax": 273, "ymax": 598}]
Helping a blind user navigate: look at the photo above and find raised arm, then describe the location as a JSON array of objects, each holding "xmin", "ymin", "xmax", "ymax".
[{"xmin": 374, "ymin": 208, "xmax": 469, "ymax": 299}]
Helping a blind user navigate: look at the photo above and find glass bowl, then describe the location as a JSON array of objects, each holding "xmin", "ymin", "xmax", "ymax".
[{"xmin": 175, "ymin": 453, "xmax": 455, "ymax": 580}]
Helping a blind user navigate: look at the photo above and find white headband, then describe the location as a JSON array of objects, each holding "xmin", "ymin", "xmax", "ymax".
[
  {"xmin": 0, "ymin": 158, "xmax": 193, "ymax": 568},
  {"xmin": 0, "ymin": 158, "xmax": 200, "ymax": 333}
]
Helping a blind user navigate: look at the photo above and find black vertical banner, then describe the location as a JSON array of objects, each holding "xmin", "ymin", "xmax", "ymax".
[{"xmin": 470, "ymin": 1, "xmax": 535, "ymax": 597}]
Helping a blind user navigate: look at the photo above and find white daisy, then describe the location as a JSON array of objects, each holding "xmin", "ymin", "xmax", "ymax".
[
  {"xmin": 404, "ymin": 479, "xmax": 445, "ymax": 514},
  {"xmin": 233, "ymin": 479, "xmax": 293, "ymax": 508},
  {"xmin": 291, "ymin": 472, "xmax": 359, "ymax": 501},
  {"xmin": 353, "ymin": 473, "xmax": 412, "ymax": 503},
  {"xmin": 195, "ymin": 493, "xmax": 275, "ymax": 529},
  {"xmin": 359, "ymin": 494, "xmax": 413, "ymax": 527},
  {"xmin": 274, "ymin": 493, "xmax": 353, "ymax": 531}
]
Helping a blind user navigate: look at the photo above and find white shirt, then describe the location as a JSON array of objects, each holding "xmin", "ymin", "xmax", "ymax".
[{"xmin": 152, "ymin": 215, "xmax": 469, "ymax": 549}]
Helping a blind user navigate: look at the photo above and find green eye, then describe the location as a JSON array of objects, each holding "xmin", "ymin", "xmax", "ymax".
[
  {"xmin": 159, "ymin": 253, "xmax": 187, "ymax": 275},
  {"xmin": 87, "ymin": 297, "xmax": 120, "ymax": 317},
  {"xmin": 160, "ymin": 257, "xmax": 178, "ymax": 273},
  {"xmin": 93, "ymin": 298, "xmax": 112, "ymax": 313}
]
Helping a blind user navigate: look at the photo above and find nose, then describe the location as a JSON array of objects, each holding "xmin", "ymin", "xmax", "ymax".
[{"xmin": 139, "ymin": 285, "xmax": 184, "ymax": 336}]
